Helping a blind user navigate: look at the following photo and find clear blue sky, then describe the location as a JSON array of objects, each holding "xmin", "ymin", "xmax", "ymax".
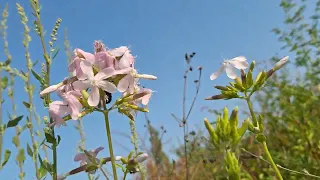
[{"xmin": 0, "ymin": 0, "xmax": 289, "ymax": 179}]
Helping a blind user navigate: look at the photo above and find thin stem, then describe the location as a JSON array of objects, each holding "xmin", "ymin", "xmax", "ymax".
[
  {"xmin": 0, "ymin": 70, "xmax": 3, "ymax": 167},
  {"xmin": 32, "ymin": 0, "xmax": 58, "ymax": 178},
  {"xmin": 123, "ymin": 170, "xmax": 128, "ymax": 180},
  {"xmin": 262, "ymin": 142, "xmax": 283, "ymax": 180},
  {"xmin": 102, "ymin": 110, "xmax": 118, "ymax": 180},
  {"xmin": 244, "ymin": 95, "xmax": 282, "ymax": 180},
  {"xmin": 182, "ymin": 73, "xmax": 189, "ymax": 180},
  {"xmin": 245, "ymin": 95, "xmax": 258, "ymax": 126}
]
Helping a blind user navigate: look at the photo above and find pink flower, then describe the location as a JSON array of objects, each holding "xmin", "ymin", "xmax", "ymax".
[
  {"xmin": 73, "ymin": 61, "xmax": 117, "ymax": 107},
  {"xmin": 133, "ymin": 88, "xmax": 153, "ymax": 105},
  {"xmin": 74, "ymin": 147, "xmax": 104, "ymax": 166},
  {"xmin": 48, "ymin": 101, "xmax": 71, "ymax": 127},
  {"xmin": 69, "ymin": 49, "xmax": 95, "ymax": 80},
  {"xmin": 94, "ymin": 40, "xmax": 107, "ymax": 53},
  {"xmin": 210, "ymin": 56, "xmax": 249, "ymax": 80},
  {"xmin": 109, "ymin": 46, "xmax": 135, "ymax": 69},
  {"xmin": 116, "ymin": 67, "xmax": 137, "ymax": 94},
  {"xmin": 57, "ymin": 84, "xmax": 83, "ymax": 120},
  {"xmin": 94, "ymin": 51, "xmax": 115, "ymax": 70}
]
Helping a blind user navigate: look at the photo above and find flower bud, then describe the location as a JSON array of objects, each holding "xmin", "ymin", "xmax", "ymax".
[
  {"xmin": 234, "ymin": 77, "xmax": 245, "ymax": 91},
  {"xmin": 205, "ymin": 94, "xmax": 225, "ymax": 100},
  {"xmin": 224, "ymin": 151, "xmax": 241, "ymax": 180},
  {"xmin": 135, "ymin": 74, "xmax": 157, "ymax": 80},
  {"xmin": 204, "ymin": 118, "xmax": 219, "ymax": 147},
  {"xmin": 214, "ymin": 85, "xmax": 229, "ymax": 91},
  {"xmin": 246, "ymin": 70, "xmax": 253, "ymax": 88},
  {"xmin": 274, "ymin": 56, "xmax": 289, "ymax": 71},
  {"xmin": 240, "ymin": 69, "xmax": 247, "ymax": 89},
  {"xmin": 136, "ymin": 153, "xmax": 148, "ymax": 163},
  {"xmin": 249, "ymin": 61, "xmax": 255, "ymax": 72}
]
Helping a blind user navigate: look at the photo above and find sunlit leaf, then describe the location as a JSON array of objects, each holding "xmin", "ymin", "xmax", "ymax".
[
  {"xmin": 1, "ymin": 149, "xmax": 11, "ymax": 167},
  {"xmin": 27, "ymin": 143, "xmax": 33, "ymax": 157}
]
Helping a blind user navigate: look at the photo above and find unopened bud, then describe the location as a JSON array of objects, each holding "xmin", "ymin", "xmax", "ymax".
[
  {"xmin": 274, "ymin": 56, "xmax": 289, "ymax": 71},
  {"xmin": 205, "ymin": 94, "xmax": 225, "ymax": 100},
  {"xmin": 135, "ymin": 74, "xmax": 157, "ymax": 80}
]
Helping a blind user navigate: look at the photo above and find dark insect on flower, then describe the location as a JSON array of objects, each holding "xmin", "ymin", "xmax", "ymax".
[{"xmin": 104, "ymin": 91, "xmax": 112, "ymax": 104}]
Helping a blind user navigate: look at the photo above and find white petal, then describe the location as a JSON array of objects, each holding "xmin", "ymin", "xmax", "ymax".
[
  {"xmin": 97, "ymin": 81, "xmax": 117, "ymax": 93},
  {"xmin": 210, "ymin": 65, "xmax": 225, "ymax": 80},
  {"xmin": 232, "ymin": 56, "xmax": 246, "ymax": 62},
  {"xmin": 94, "ymin": 67, "xmax": 115, "ymax": 81},
  {"xmin": 80, "ymin": 60, "xmax": 94, "ymax": 80},
  {"xmin": 73, "ymin": 81, "xmax": 90, "ymax": 91},
  {"xmin": 229, "ymin": 57, "xmax": 249, "ymax": 69},
  {"xmin": 225, "ymin": 64, "xmax": 238, "ymax": 79},
  {"xmin": 88, "ymin": 86, "xmax": 100, "ymax": 107}
]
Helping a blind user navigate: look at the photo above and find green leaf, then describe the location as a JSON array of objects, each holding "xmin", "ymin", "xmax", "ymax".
[
  {"xmin": 32, "ymin": 60, "xmax": 39, "ymax": 67},
  {"xmin": 57, "ymin": 135, "xmax": 61, "ymax": 146},
  {"xmin": 44, "ymin": 131, "xmax": 56, "ymax": 144},
  {"xmin": 52, "ymin": 48, "xmax": 60, "ymax": 60},
  {"xmin": 1, "ymin": 149, "xmax": 11, "ymax": 167},
  {"xmin": 7, "ymin": 115, "xmax": 24, "ymax": 128},
  {"xmin": 31, "ymin": 69, "xmax": 42, "ymax": 83},
  {"xmin": 16, "ymin": 148, "xmax": 25, "ymax": 165},
  {"xmin": 12, "ymin": 136, "xmax": 19, "ymax": 148},
  {"xmin": 27, "ymin": 143, "xmax": 33, "ymax": 157},
  {"xmin": 39, "ymin": 165, "xmax": 48, "ymax": 179},
  {"xmin": 23, "ymin": 101, "xmax": 31, "ymax": 109},
  {"xmin": 38, "ymin": 154, "xmax": 52, "ymax": 175},
  {"xmin": 1, "ymin": 76, "xmax": 8, "ymax": 89},
  {"xmin": 115, "ymin": 164, "xmax": 126, "ymax": 173}
]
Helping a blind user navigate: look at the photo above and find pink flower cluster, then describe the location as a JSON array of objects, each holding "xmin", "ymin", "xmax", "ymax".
[{"xmin": 41, "ymin": 41, "xmax": 156, "ymax": 127}]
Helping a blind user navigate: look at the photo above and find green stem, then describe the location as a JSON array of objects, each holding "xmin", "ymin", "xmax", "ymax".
[
  {"xmin": 123, "ymin": 170, "xmax": 128, "ymax": 180},
  {"xmin": 33, "ymin": 0, "xmax": 58, "ymax": 177},
  {"xmin": 245, "ymin": 95, "xmax": 282, "ymax": 180},
  {"xmin": 102, "ymin": 110, "xmax": 118, "ymax": 180},
  {"xmin": 245, "ymin": 96, "xmax": 258, "ymax": 126},
  {"xmin": 262, "ymin": 141, "xmax": 283, "ymax": 180}
]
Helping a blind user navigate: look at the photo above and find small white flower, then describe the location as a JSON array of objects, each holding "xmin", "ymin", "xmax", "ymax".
[{"xmin": 210, "ymin": 56, "xmax": 249, "ymax": 80}]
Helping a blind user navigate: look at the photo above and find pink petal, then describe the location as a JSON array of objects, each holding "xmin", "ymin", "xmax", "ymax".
[
  {"xmin": 94, "ymin": 67, "xmax": 115, "ymax": 81},
  {"xmin": 117, "ymin": 75, "xmax": 131, "ymax": 92},
  {"xmin": 73, "ymin": 80, "xmax": 90, "ymax": 91},
  {"xmin": 74, "ymin": 153, "xmax": 87, "ymax": 162},
  {"xmin": 97, "ymin": 81, "xmax": 117, "ymax": 93},
  {"xmin": 114, "ymin": 67, "xmax": 132, "ymax": 75},
  {"xmin": 93, "ymin": 146, "xmax": 104, "ymax": 156},
  {"xmin": 109, "ymin": 46, "xmax": 128, "ymax": 57},
  {"xmin": 210, "ymin": 65, "xmax": 225, "ymax": 80},
  {"xmin": 88, "ymin": 86, "xmax": 100, "ymax": 107},
  {"xmin": 76, "ymin": 49, "xmax": 95, "ymax": 64},
  {"xmin": 225, "ymin": 64, "xmax": 238, "ymax": 79},
  {"xmin": 40, "ymin": 84, "xmax": 59, "ymax": 97},
  {"xmin": 229, "ymin": 56, "xmax": 249, "ymax": 69},
  {"xmin": 80, "ymin": 60, "xmax": 94, "ymax": 80},
  {"xmin": 95, "ymin": 52, "xmax": 114, "ymax": 69}
]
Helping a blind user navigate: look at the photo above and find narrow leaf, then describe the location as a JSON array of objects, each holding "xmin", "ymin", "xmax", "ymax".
[
  {"xmin": 23, "ymin": 101, "xmax": 31, "ymax": 109},
  {"xmin": 27, "ymin": 143, "xmax": 33, "ymax": 157},
  {"xmin": 31, "ymin": 69, "xmax": 42, "ymax": 82},
  {"xmin": 7, "ymin": 115, "xmax": 24, "ymax": 128},
  {"xmin": 52, "ymin": 48, "xmax": 60, "ymax": 60},
  {"xmin": 1, "ymin": 149, "xmax": 11, "ymax": 167}
]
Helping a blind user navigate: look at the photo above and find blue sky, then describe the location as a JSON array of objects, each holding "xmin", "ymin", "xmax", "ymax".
[{"xmin": 0, "ymin": 0, "xmax": 290, "ymax": 179}]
